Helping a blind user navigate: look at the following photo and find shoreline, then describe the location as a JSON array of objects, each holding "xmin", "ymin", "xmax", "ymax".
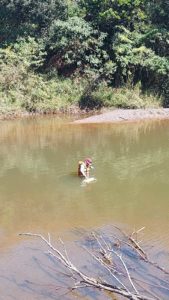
[
  {"xmin": 1, "ymin": 108, "xmax": 169, "ymax": 123},
  {"xmin": 73, "ymin": 108, "xmax": 169, "ymax": 124},
  {"xmin": 0, "ymin": 106, "xmax": 89, "ymax": 121}
]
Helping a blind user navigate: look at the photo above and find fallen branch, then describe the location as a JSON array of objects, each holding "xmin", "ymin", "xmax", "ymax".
[
  {"xmin": 19, "ymin": 232, "xmax": 160, "ymax": 300},
  {"xmin": 114, "ymin": 226, "xmax": 148, "ymax": 259},
  {"xmin": 92, "ymin": 232, "xmax": 138, "ymax": 294},
  {"xmin": 114, "ymin": 226, "xmax": 169, "ymax": 275}
]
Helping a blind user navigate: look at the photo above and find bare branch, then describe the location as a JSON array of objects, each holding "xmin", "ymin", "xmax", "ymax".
[
  {"xmin": 19, "ymin": 232, "xmax": 164, "ymax": 300},
  {"xmin": 83, "ymin": 245, "xmax": 130, "ymax": 293},
  {"xmin": 113, "ymin": 226, "xmax": 169, "ymax": 275},
  {"xmin": 111, "ymin": 248, "xmax": 138, "ymax": 294}
]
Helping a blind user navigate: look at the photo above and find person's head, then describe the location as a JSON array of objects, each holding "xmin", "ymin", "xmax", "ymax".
[{"xmin": 85, "ymin": 158, "xmax": 92, "ymax": 167}]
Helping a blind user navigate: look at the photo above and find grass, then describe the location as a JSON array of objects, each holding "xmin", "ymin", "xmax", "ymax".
[
  {"xmin": 90, "ymin": 82, "xmax": 162, "ymax": 109},
  {"xmin": 0, "ymin": 71, "xmax": 162, "ymax": 116}
]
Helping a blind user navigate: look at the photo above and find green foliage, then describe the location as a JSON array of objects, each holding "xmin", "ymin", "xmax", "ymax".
[
  {"xmin": 0, "ymin": 0, "xmax": 67, "ymax": 43},
  {"xmin": 0, "ymin": 0, "xmax": 168, "ymax": 110},
  {"xmin": 47, "ymin": 16, "xmax": 111, "ymax": 78},
  {"xmin": 79, "ymin": 81, "xmax": 161, "ymax": 109},
  {"xmin": 138, "ymin": 28, "xmax": 169, "ymax": 58},
  {"xmin": 0, "ymin": 37, "xmax": 46, "ymax": 69},
  {"xmin": 147, "ymin": 0, "xmax": 169, "ymax": 29},
  {"xmin": 0, "ymin": 38, "xmax": 87, "ymax": 112},
  {"xmin": 112, "ymin": 26, "xmax": 169, "ymax": 78},
  {"xmin": 79, "ymin": 0, "xmax": 147, "ymax": 32}
]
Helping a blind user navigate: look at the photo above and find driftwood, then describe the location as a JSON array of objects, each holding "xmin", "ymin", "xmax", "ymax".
[
  {"xmin": 19, "ymin": 227, "xmax": 169, "ymax": 300},
  {"xmin": 113, "ymin": 226, "xmax": 169, "ymax": 275}
]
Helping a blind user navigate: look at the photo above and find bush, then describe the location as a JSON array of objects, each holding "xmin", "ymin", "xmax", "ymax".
[
  {"xmin": 0, "ymin": 38, "xmax": 87, "ymax": 113},
  {"xmin": 83, "ymin": 82, "xmax": 162, "ymax": 109}
]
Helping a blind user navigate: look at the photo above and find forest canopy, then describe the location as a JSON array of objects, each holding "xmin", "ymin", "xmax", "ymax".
[{"xmin": 0, "ymin": 0, "xmax": 168, "ymax": 112}]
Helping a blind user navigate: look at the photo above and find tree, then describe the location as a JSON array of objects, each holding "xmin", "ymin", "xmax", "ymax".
[
  {"xmin": 46, "ymin": 16, "xmax": 112, "ymax": 77},
  {"xmin": 79, "ymin": 0, "xmax": 147, "ymax": 33},
  {"xmin": 0, "ymin": 0, "xmax": 67, "ymax": 43},
  {"xmin": 147, "ymin": 0, "xmax": 169, "ymax": 29}
]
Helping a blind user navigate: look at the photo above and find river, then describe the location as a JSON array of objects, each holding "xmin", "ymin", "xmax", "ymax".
[{"xmin": 0, "ymin": 116, "xmax": 169, "ymax": 299}]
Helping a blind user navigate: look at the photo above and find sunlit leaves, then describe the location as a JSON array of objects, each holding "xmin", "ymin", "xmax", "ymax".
[{"xmin": 47, "ymin": 17, "xmax": 110, "ymax": 77}]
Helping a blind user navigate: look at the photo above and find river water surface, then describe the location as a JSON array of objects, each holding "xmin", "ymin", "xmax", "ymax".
[{"xmin": 0, "ymin": 117, "xmax": 169, "ymax": 299}]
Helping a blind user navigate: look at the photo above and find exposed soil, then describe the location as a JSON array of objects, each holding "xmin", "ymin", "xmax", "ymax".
[{"xmin": 74, "ymin": 108, "xmax": 169, "ymax": 124}]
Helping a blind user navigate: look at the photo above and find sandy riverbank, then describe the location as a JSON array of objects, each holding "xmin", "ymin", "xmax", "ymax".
[
  {"xmin": 1, "ymin": 108, "xmax": 169, "ymax": 123},
  {"xmin": 74, "ymin": 108, "xmax": 169, "ymax": 124}
]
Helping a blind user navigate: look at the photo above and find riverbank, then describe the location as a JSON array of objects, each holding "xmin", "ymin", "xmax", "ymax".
[
  {"xmin": 0, "ymin": 105, "xmax": 88, "ymax": 121},
  {"xmin": 74, "ymin": 108, "xmax": 169, "ymax": 124},
  {"xmin": 2, "ymin": 108, "xmax": 169, "ymax": 123}
]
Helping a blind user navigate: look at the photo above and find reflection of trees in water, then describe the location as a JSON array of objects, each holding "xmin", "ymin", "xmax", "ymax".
[
  {"xmin": 0, "ymin": 118, "xmax": 163, "ymax": 146},
  {"xmin": 0, "ymin": 119, "xmax": 168, "ymax": 176},
  {"xmin": 0, "ymin": 118, "xmax": 169, "ymax": 246},
  {"xmin": 112, "ymin": 149, "xmax": 169, "ymax": 182},
  {"xmin": 0, "ymin": 118, "xmax": 169, "ymax": 208},
  {"xmin": 0, "ymin": 148, "xmax": 49, "ymax": 177},
  {"xmin": 1, "ymin": 118, "xmax": 169, "ymax": 187}
]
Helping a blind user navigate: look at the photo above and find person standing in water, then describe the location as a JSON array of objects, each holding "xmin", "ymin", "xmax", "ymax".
[{"xmin": 78, "ymin": 158, "xmax": 93, "ymax": 179}]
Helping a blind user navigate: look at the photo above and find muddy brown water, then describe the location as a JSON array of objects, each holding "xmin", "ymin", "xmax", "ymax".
[{"xmin": 0, "ymin": 116, "xmax": 169, "ymax": 299}]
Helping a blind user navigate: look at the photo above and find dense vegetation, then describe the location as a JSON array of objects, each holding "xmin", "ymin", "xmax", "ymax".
[{"xmin": 0, "ymin": 0, "xmax": 168, "ymax": 113}]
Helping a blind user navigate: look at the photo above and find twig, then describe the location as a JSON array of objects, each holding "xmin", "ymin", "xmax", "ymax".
[
  {"xmin": 111, "ymin": 248, "xmax": 139, "ymax": 295},
  {"xmin": 19, "ymin": 232, "xmax": 155, "ymax": 300},
  {"xmin": 96, "ymin": 234, "xmax": 139, "ymax": 295},
  {"xmin": 59, "ymin": 237, "xmax": 76, "ymax": 282},
  {"xmin": 83, "ymin": 245, "xmax": 130, "ymax": 293},
  {"xmin": 92, "ymin": 232, "xmax": 112, "ymax": 263},
  {"xmin": 111, "ymin": 233, "xmax": 146, "ymax": 260},
  {"xmin": 114, "ymin": 226, "xmax": 147, "ymax": 259},
  {"xmin": 114, "ymin": 226, "xmax": 169, "ymax": 275}
]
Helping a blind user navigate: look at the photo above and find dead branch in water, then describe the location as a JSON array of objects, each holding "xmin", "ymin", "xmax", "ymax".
[
  {"xmin": 19, "ymin": 228, "xmax": 169, "ymax": 300},
  {"xmin": 114, "ymin": 226, "xmax": 169, "ymax": 275}
]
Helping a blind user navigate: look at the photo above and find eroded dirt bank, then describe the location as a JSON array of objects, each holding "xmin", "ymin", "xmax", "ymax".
[{"xmin": 74, "ymin": 108, "xmax": 169, "ymax": 124}]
